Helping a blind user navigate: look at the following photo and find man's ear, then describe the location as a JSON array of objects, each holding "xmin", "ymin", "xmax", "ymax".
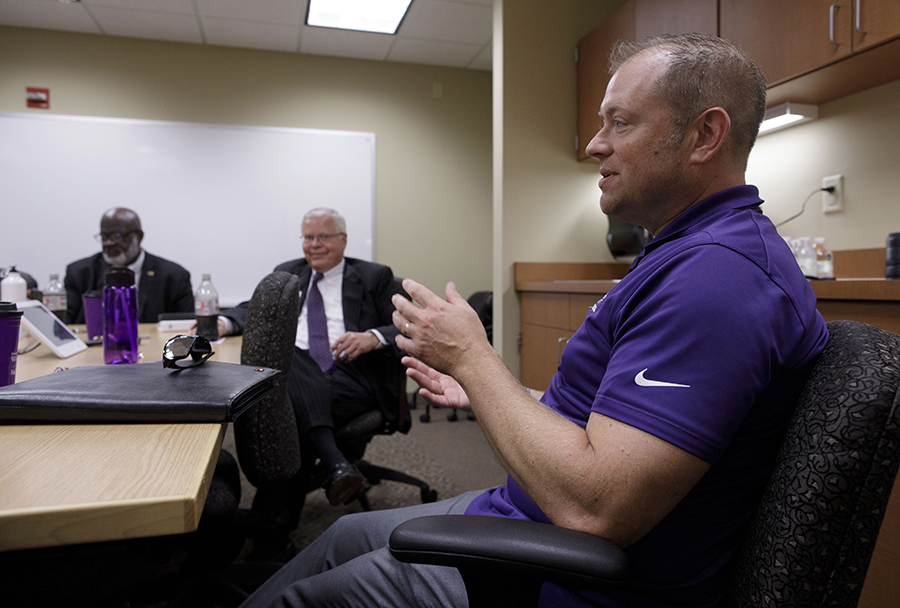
[{"xmin": 688, "ymin": 107, "xmax": 730, "ymax": 165}]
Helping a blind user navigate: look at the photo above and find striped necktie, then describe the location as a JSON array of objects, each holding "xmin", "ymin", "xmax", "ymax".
[{"xmin": 307, "ymin": 272, "xmax": 334, "ymax": 373}]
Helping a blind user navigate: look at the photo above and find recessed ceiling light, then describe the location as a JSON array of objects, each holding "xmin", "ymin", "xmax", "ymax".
[{"xmin": 306, "ymin": 0, "xmax": 414, "ymax": 35}]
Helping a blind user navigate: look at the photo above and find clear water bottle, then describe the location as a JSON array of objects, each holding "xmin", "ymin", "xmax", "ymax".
[
  {"xmin": 796, "ymin": 237, "xmax": 818, "ymax": 279},
  {"xmin": 103, "ymin": 266, "xmax": 139, "ymax": 365},
  {"xmin": 813, "ymin": 237, "xmax": 834, "ymax": 279},
  {"xmin": 194, "ymin": 274, "xmax": 219, "ymax": 342},
  {"xmin": 43, "ymin": 273, "xmax": 67, "ymax": 321}
]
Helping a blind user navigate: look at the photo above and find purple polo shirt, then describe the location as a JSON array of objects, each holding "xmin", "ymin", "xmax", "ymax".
[{"xmin": 466, "ymin": 186, "xmax": 829, "ymax": 607}]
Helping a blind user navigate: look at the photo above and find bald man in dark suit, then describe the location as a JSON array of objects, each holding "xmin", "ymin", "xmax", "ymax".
[{"xmin": 64, "ymin": 207, "xmax": 193, "ymax": 324}]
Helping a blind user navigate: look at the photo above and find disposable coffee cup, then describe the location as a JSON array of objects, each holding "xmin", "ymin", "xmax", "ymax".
[
  {"xmin": 83, "ymin": 290, "xmax": 103, "ymax": 340},
  {"xmin": 0, "ymin": 301, "xmax": 24, "ymax": 387}
]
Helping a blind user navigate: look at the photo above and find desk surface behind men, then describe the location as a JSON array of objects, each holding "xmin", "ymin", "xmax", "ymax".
[{"xmin": 0, "ymin": 325, "xmax": 242, "ymax": 552}]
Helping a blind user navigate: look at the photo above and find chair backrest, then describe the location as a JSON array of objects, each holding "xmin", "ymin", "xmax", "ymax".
[
  {"xmin": 727, "ymin": 320, "xmax": 900, "ymax": 607},
  {"xmin": 235, "ymin": 271, "xmax": 303, "ymax": 488},
  {"xmin": 467, "ymin": 291, "xmax": 493, "ymax": 345},
  {"xmin": 336, "ymin": 277, "xmax": 411, "ymax": 443}
]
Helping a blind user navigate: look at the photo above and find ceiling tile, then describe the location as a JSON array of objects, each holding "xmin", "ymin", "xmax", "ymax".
[
  {"xmin": 89, "ymin": 6, "xmax": 203, "ymax": 44},
  {"xmin": 83, "ymin": 0, "xmax": 196, "ymax": 15},
  {"xmin": 202, "ymin": 16, "xmax": 300, "ymax": 53},
  {"xmin": 401, "ymin": 0, "xmax": 492, "ymax": 45},
  {"xmin": 468, "ymin": 42, "xmax": 492, "ymax": 71},
  {"xmin": 299, "ymin": 25, "xmax": 395, "ymax": 62},
  {"xmin": 388, "ymin": 37, "xmax": 484, "ymax": 69},
  {"xmin": 0, "ymin": 0, "xmax": 101, "ymax": 34},
  {"xmin": 0, "ymin": 0, "xmax": 493, "ymax": 71},
  {"xmin": 194, "ymin": 0, "xmax": 305, "ymax": 25}
]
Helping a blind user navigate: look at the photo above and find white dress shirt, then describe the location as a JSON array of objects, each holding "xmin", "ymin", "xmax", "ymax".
[{"xmin": 295, "ymin": 261, "xmax": 346, "ymax": 350}]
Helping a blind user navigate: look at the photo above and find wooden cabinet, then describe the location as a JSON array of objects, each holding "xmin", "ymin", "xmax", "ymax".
[
  {"xmin": 633, "ymin": 0, "xmax": 718, "ymax": 40},
  {"xmin": 719, "ymin": 0, "xmax": 900, "ymax": 85},
  {"xmin": 520, "ymin": 293, "xmax": 576, "ymax": 391},
  {"xmin": 853, "ymin": 0, "xmax": 900, "ymax": 51},
  {"xmin": 578, "ymin": 0, "xmax": 900, "ymax": 155},
  {"xmin": 720, "ymin": 0, "xmax": 853, "ymax": 85},
  {"xmin": 576, "ymin": 0, "xmax": 717, "ymax": 160},
  {"xmin": 719, "ymin": 0, "xmax": 900, "ymax": 105},
  {"xmin": 520, "ymin": 293, "xmax": 607, "ymax": 390},
  {"xmin": 576, "ymin": 2, "xmax": 634, "ymax": 161},
  {"xmin": 516, "ymin": 263, "xmax": 629, "ymax": 390}
]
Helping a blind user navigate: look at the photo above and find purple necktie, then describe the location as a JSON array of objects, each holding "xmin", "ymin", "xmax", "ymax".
[{"xmin": 307, "ymin": 273, "xmax": 334, "ymax": 373}]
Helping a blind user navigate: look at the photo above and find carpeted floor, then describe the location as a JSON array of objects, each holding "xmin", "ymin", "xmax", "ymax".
[{"xmin": 223, "ymin": 396, "xmax": 509, "ymax": 552}]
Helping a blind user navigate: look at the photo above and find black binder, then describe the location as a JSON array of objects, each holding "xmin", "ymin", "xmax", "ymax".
[{"xmin": 0, "ymin": 361, "xmax": 281, "ymax": 424}]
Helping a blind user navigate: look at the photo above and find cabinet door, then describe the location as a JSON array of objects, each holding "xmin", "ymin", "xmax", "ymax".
[
  {"xmin": 570, "ymin": 293, "xmax": 604, "ymax": 331},
  {"xmin": 576, "ymin": 2, "xmax": 635, "ymax": 161},
  {"xmin": 521, "ymin": 324, "xmax": 574, "ymax": 391},
  {"xmin": 853, "ymin": 0, "xmax": 900, "ymax": 51},
  {"xmin": 720, "ymin": 0, "xmax": 853, "ymax": 84},
  {"xmin": 576, "ymin": 0, "xmax": 718, "ymax": 161},
  {"xmin": 633, "ymin": 0, "xmax": 717, "ymax": 39}
]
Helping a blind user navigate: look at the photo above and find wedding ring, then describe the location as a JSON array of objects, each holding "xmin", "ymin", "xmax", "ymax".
[{"xmin": 405, "ymin": 322, "xmax": 410, "ymax": 336}]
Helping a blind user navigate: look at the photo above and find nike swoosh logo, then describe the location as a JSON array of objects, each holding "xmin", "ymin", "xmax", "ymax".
[{"xmin": 634, "ymin": 369, "xmax": 690, "ymax": 388}]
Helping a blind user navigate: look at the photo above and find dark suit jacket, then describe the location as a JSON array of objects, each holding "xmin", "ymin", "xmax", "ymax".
[
  {"xmin": 64, "ymin": 251, "xmax": 194, "ymax": 324},
  {"xmin": 227, "ymin": 257, "xmax": 406, "ymax": 423}
]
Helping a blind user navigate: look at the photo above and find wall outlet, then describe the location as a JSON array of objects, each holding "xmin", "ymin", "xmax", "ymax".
[{"xmin": 822, "ymin": 174, "xmax": 843, "ymax": 213}]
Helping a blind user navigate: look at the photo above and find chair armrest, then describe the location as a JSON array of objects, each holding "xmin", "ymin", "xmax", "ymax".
[{"xmin": 389, "ymin": 515, "xmax": 629, "ymax": 591}]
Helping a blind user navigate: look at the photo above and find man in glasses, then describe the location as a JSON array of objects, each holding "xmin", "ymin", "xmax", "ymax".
[
  {"xmin": 64, "ymin": 207, "xmax": 194, "ymax": 324},
  {"xmin": 222, "ymin": 207, "xmax": 404, "ymax": 509}
]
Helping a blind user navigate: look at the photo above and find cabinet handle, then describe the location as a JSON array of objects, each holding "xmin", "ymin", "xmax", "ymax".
[
  {"xmin": 830, "ymin": 4, "xmax": 841, "ymax": 46},
  {"xmin": 856, "ymin": 0, "xmax": 867, "ymax": 35},
  {"xmin": 557, "ymin": 337, "xmax": 568, "ymax": 364}
]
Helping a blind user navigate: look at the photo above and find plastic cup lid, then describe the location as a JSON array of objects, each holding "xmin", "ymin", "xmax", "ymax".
[{"xmin": 0, "ymin": 301, "xmax": 24, "ymax": 318}]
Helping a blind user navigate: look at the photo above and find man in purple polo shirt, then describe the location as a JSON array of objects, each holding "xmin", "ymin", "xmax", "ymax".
[{"xmin": 239, "ymin": 33, "xmax": 828, "ymax": 608}]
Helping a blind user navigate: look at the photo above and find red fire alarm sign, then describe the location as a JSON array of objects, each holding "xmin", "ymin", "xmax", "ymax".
[{"xmin": 27, "ymin": 87, "xmax": 50, "ymax": 109}]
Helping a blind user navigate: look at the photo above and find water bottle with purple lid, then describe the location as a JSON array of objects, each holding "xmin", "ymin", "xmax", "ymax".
[{"xmin": 103, "ymin": 266, "xmax": 139, "ymax": 365}]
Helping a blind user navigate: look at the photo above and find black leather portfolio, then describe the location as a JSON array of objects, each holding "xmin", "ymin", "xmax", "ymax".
[{"xmin": 0, "ymin": 361, "xmax": 281, "ymax": 424}]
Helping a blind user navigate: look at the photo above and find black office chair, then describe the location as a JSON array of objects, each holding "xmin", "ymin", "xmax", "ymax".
[
  {"xmin": 390, "ymin": 320, "xmax": 900, "ymax": 608},
  {"xmin": 297, "ymin": 277, "xmax": 438, "ymax": 510},
  {"xmin": 417, "ymin": 290, "xmax": 492, "ymax": 423}
]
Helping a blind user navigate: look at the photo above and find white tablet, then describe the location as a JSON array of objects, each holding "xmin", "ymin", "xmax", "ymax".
[{"xmin": 17, "ymin": 300, "xmax": 88, "ymax": 358}]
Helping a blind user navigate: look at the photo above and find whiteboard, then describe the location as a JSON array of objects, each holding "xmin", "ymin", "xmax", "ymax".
[{"xmin": 0, "ymin": 112, "xmax": 375, "ymax": 307}]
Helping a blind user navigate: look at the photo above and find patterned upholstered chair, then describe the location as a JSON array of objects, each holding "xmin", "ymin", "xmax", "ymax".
[
  {"xmin": 390, "ymin": 320, "xmax": 900, "ymax": 608},
  {"xmin": 190, "ymin": 271, "xmax": 304, "ymax": 597},
  {"xmin": 202, "ymin": 271, "xmax": 304, "ymax": 533}
]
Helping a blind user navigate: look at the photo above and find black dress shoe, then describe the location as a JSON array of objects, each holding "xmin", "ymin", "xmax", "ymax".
[{"xmin": 324, "ymin": 462, "xmax": 366, "ymax": 506}]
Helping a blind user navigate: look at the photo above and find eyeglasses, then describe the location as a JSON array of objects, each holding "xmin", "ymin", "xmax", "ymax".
[
  {"xmin": 94, "ymin": 230, "xmax": 138, "ymax": 244},
  {"xmin": 301, "ymin": 233, "xmax": 344, "ymax": 244},
  {"xmin": 163, "ymin": 335, "xmax": 215, "ymax": 370}
]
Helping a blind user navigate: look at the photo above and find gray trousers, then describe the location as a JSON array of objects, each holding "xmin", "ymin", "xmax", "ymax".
[{"xmin": 239, "ymin": 490, "xmax": 486, "ymax": 607}]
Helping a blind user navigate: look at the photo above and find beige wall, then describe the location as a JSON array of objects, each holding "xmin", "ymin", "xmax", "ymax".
[
  {"xmin": 747, "ymin": 78, "xmax": 900, "ymax": 250},
  {"xmin": 498, "ymin": 2, "xmax": 900, "ymax": 378},
  {"xmin": 5, "ymin": 1, "xmax": 897, "ymax": 382},
  {"xmin": 0, "ymin": 25, "xmax": 492, "ymax": 300},
  {"xmin": 497, "ymin": 0, "xmax": 625, "ymax": 374}
]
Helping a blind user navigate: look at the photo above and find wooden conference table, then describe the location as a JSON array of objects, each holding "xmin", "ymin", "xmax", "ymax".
[{"xmin": 0, "ymin": 325, "xmax": 243, "ymax": 552}]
